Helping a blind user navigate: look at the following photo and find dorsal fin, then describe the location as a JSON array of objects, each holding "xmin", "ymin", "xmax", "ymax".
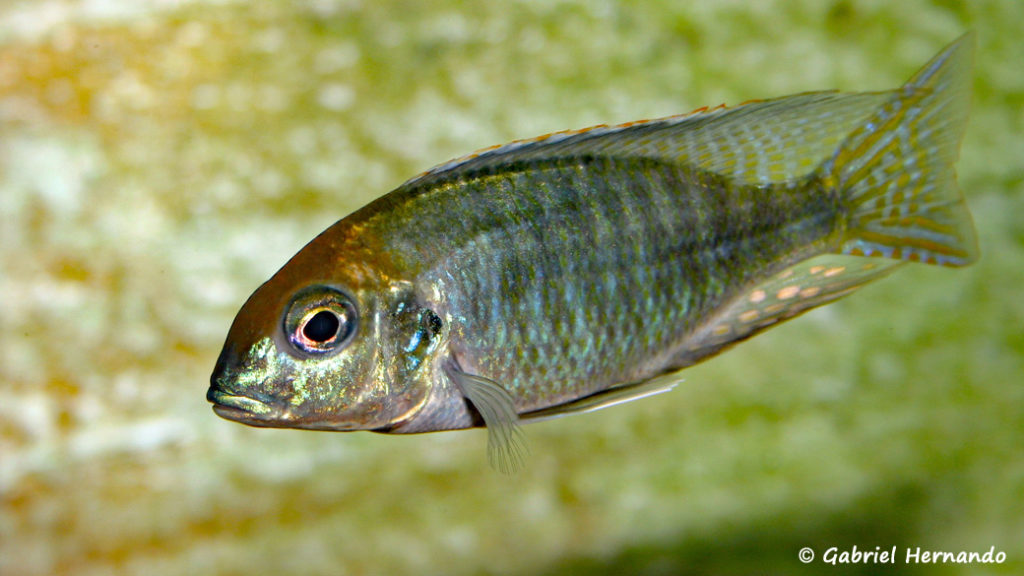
[{"xmin": 403, "ymin": 90, "xmax": 891, "ymax": 189}]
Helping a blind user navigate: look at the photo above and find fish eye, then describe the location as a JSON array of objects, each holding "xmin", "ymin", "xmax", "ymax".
[
  {"xmin": 283, "ymin": 286, "xmax": 357, "ymax": 356},
  {"xmin": 303, "ymin": 309, "xmax": 340, "ymax": 342}
]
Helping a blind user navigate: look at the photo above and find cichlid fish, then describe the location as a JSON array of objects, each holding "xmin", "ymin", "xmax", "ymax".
[{"xmin": 208, "ymin": 35, "xmax": 977, "ymax": 472}]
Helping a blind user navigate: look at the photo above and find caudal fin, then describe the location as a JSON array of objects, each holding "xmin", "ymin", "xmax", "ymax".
[{"xmin": 826, "ymin": 33, "xmax": 979, "ymax": 267}]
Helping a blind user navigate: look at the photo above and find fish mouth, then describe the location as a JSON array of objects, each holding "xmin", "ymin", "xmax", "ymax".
[{"xmin": 207, "ymin": 388, "xmax": 279, "ymax": 426}]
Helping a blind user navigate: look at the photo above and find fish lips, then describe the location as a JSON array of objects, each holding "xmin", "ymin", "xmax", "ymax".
[
  {"xmin": 206, "ymin": 386, "xmax": 280, "ymax": 426},
  {"xmin": 207, "ymin": 361, "xmax": 280, "ymax": 426},
  {"xmin": 206, "ymin": 382, "xmax": 365, "ymax": 431},
  {"xmin": 207, "ymin": 345, "xmax": 278, "ymax": 425},
  {"xmin": 206, "ymin": 348, "xmax": 366, "ymax": 431}
]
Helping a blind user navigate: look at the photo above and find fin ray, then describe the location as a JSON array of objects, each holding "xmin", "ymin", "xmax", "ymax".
[
  {"xmin": 445, "ymin": 364, "xmax": 527, "ymax": 474},
  {"xmin": 678, "ymin": 255, "xmax": 903, "ymax": 366},
  {"xmin": 404, "ymin": 92, "xmax": 890, "ymax": 189},
  {"xmin": 522, "ymin": 375, "xmax": 679, "ymax": 424},
  {"xmin": 827, "ymin": 32, "xmax": 978, "ymax": 266}
]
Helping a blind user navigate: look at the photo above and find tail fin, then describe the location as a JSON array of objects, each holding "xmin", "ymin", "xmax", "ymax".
[{"xmin": 826, "ymin": 33, "xmax": 978, "ymax": 267}]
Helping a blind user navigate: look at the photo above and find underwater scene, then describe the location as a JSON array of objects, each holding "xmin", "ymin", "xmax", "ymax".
[{"xmin": 2, "ymin": 1, "xmax": 1022, "ymax": 574}]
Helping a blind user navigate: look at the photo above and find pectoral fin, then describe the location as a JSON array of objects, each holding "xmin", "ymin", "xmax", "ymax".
[{"xmin": 445, "ymin": 364, "xmax": 527, "ymax": 474}]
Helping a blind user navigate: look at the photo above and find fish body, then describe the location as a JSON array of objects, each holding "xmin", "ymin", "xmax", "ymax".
[{"xmin": 208, "ymin": 35, "xmax": 977, "ymax": 471}]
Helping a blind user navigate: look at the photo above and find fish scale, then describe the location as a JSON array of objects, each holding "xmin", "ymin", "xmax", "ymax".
[
  {"xmin": 208, "ymin": 35, "xmax": 978, "ymax": 472},
  {"xmin": 378, "ymin": 155, "xmax": 832, "ymax": 411}
]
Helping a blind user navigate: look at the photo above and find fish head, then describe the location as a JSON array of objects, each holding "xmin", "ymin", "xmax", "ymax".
[{"xmin": 207, "ymin": 233, "xmax": 444, "ymax": 432}]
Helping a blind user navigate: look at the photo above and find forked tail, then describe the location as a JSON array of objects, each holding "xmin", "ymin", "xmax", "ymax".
[{"xmin": 825, "ymin": 33, "xmax": 979, "ymax": 266}]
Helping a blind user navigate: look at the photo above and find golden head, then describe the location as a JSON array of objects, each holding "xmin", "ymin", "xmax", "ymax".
[{"xmin": 207, "ymin": 224, "xmax": 444, "ymax": 432}]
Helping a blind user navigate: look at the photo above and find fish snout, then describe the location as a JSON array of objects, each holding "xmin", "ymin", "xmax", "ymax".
[{"xmin": 207, "ymin": 348, "xmax": 277, "ymax": 425}]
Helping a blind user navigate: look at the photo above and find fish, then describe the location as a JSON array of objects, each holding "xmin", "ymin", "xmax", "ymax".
[{"xmin": 208, "ymin": 34, "xmax": 977, "ymax": 473}]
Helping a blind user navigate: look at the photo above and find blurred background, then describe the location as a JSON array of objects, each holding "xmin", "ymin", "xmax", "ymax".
[{"xmin": 1, "ymin": 1, "xmax": 1022, "ymax": 574}]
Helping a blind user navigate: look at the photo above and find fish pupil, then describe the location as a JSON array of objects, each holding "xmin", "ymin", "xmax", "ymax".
[{"xmin": 303, "ymin": 310, "xmax": 340, "ymax": 343}]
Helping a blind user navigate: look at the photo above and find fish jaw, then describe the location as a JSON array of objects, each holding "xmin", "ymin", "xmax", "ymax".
[
  {"xmin": 207, "ymin": 388, "xmax": 276, "ymax": 425},
  {"xmin": 207, "ymin": 337, "xmax": 367, "ymax": 430},
  {"xmin": 206, "ymin": 340, "xmax": 302, "ymax": 428},
  {"xmin": 207, "ymin": 388, "xmax": 364, "ymax": 430}
]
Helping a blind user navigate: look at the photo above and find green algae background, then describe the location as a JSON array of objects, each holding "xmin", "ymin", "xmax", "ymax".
[{"xmin": 1, "ymin": 0, "xmax": 1022, "ymax": 574}]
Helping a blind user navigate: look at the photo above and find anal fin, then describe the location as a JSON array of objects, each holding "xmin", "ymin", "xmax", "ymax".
[{"xmin": 678, "ymin": 255, "xmax": 903, "ymax": 366}]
